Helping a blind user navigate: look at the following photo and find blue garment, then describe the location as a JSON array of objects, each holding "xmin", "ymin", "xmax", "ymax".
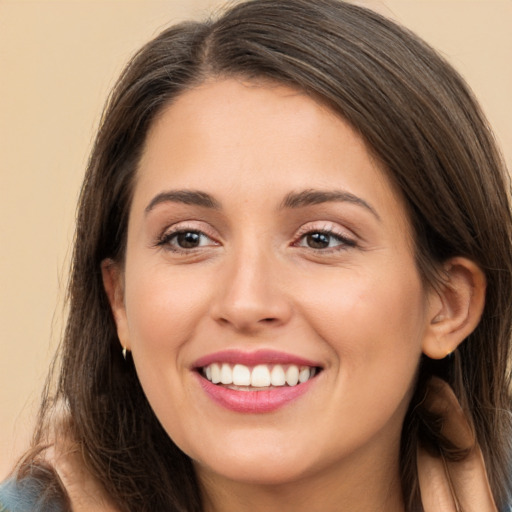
[{"xmin": 0, "ymin": 476, "xmax": 65, "ymax": 512}]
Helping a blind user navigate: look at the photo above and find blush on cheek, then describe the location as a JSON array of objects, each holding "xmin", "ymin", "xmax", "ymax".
[
  {"xmin": 126, "ymin": 272, "xmax": 206, "ymax": 348},
  {"xmin": 321, "ymin": 278, "xmax": 423, "ymax": 369}
]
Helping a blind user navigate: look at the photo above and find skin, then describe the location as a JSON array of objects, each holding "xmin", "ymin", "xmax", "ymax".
[{"xmin": 103, "ymin": 78, "xmax": 487, "ymax": 512}]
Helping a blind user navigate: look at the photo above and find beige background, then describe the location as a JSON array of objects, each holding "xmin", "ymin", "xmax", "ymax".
[{"xmin": 1, "ymin": 0, "xmax": 511, "ymax": 479}]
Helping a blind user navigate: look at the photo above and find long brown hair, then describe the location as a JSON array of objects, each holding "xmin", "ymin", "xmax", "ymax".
[{"xmin": 22, "ymin": 1, "xmax": 512, "ymax": 510}]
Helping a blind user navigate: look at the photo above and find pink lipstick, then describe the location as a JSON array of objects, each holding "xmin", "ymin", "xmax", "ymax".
[
  {"xmin": 193, "ymin": 349, "xmax": 322, "ymax": 413},
  {"xmin": 193, "ymin": 349, "xmax": 321, "ymax": 369}
]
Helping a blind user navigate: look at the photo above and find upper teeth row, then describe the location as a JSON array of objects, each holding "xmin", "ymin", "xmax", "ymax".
[{"xmin": 203, "ymin": 363, "xmax": 316, "ymax": 387}]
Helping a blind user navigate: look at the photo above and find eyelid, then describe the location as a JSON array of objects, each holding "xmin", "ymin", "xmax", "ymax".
[
  {"xmin": 294, "ymin": 221, "xmax": 356, "ymax": 241},
  {"xmin": 292, "ymin": 221, "xmax": 358, "ymax": 250},
  {"xmin": 154, "ymin": 220, "xmax": 221, "ymax": 249}
]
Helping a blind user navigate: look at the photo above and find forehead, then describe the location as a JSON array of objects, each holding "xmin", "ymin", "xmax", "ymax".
[
  {"xmin": 140, "ymin": 79, "xmax": 351, "ymax": 173},
  {"xmin": 133, "ymin": 78, "xmax": 409, "ymax": 231}
]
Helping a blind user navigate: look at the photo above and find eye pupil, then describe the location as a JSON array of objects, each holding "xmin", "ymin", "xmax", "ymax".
[
  {"xmin": 177, "ymin": 231, "xmax": 200, "ymax": 248},
  {"xmin": 307, "ymin": 232, "xmax": 330, "ymax": 249}
]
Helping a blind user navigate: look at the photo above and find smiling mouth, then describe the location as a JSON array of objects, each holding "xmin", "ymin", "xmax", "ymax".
[{"xmin": 200, "ymin": 363, "xmax": 321, "ymax": 391}]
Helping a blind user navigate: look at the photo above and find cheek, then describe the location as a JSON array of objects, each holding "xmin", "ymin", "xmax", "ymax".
[
  {"xmin": 121, "ymin": 266, "xmax": 212, "ymax": 417},
  {"xmin": 124, "ymin": 264, "xmax": 211, "ymax": 355},
  {"xmin": 121, "ymin": 266, "xmax": 213, "ymax": 443},
  {"xmin": 296, "ymin": 267, "xmax": 426, "ymax": 448},
  {"xmin": 298, "ymin": 261, "xmax": 426, "ymax": 382}
]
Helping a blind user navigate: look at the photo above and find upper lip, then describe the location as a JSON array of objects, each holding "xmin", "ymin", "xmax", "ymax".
[{"xmin": 193, "ymin": 349, "xmax": 322, "ymax": 369}]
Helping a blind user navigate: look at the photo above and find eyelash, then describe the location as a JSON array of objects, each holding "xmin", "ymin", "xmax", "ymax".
[
  {"xmin": 293, "ymin": 226, "xmax": 357, "ymax": 252},
  {"xmin": 155, "ymin": 225, "xmax": 219, "ymax": 253},
  {"xmin": 155, "ymin": 224, "xmax": 357, "ymax": 254}
]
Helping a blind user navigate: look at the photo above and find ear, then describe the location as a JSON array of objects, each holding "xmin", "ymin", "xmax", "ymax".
[
  {"xmin": 101, "ymin": 258, "xmax": 131, "ymax": 351},
  {"xmin": 422, "ymin": 257, "xmax": 486, "ymax": 359}
]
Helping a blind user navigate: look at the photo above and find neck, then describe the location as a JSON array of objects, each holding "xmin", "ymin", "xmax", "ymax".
[{"xmin": 197, "ymin": 446, "xmax": 405, "ymax": 512}]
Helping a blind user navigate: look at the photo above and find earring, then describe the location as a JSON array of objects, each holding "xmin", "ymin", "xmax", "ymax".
[{"xmin": 122, "ymin": 347, "xmax": 127, "ymax": 360}]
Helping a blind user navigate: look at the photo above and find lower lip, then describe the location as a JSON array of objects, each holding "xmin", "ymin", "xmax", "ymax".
[{"xmin": 196, "ymin": 373, "xmax": 315, "ymax": 413}]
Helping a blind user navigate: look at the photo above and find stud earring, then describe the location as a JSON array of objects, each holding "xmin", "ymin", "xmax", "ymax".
[{"xmin": 122, "ymin": 347, "xmax": 127, "ymax": 360}]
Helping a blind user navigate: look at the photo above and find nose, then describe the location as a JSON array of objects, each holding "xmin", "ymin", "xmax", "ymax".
[{"xmin": 211, "ymin": 249, "xmax": 293, "ymax": 334}]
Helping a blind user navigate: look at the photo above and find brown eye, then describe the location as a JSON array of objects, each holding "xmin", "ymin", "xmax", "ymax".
[
  {"xmin": 296, "ymin": 230, "xmax": 356, "ymax": 251},
  {"xmin": 306, "ymin": 232, "xmax": 331, "ymax": 249},
  {"xmin": 158, "ymin": 229, "xmax": 217, "ymax": 251},
  {"xmin": 175, "ymin": 231, "xmax": 201, "ymax": 249}
]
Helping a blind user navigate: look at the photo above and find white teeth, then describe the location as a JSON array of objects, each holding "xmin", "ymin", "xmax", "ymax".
[
  {"xmin": 251, "ymin": 364, "xmax": 271, "ymax": 387},
  {"xmin": 232, "ymin": 364, "xmax": 251, "ymax": 386},
  {"xmin": 211, "ymin": 363, "xmax": 221, "ymax": 384},
  {"xmin": 299, "ymin": 367, "xmax": 311, "ymax": 383},
  {"xmin": 203, "ymin": 362, "xmax": 318, "ymax": 388},
  {"xmin": 285, "ymin": 365, "xmax": 299, "ymax": 386},
  {"xmin": 220, "ymin": 363, "xmax": 233, "ymax": 385},
  {"xmin": 270, "ymin": 365, "xmax": 286, "ymax": 386}
]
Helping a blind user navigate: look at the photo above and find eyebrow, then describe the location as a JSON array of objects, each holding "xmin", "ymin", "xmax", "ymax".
[
  {"xmin": 280, "ymin": 189, "xmax": 380, "ymax": 220},
  {"xmin": 145, "ymin": 190, "xmax": 221, "ymax": 214},
  {"xmin": 144, "ymin": 187, "xmax": 379, "ymax": 220}
]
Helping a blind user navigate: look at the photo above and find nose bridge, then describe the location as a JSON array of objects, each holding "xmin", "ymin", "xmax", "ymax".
[{"xmin": 212, "ymin": 237, "xmax": 292, "ymax": 331}]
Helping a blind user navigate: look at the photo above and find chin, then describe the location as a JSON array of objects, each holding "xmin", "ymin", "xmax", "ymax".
[
  {"xmin": 187, "ymin": 428, "xmax": 334, "ymax": 488},
  {"xmin": 195, "ymin": 454, "xmax": 313, "ymax": 487}
]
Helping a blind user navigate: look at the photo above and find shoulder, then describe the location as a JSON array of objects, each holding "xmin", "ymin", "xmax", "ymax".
[
  {"xmin": 1, "ymin": 424, "xmax": 119, "ymax": 512},
  {"xmin": 50, "ymin": 440, "xmax": 120, "ymax": 512},
  {"xmin": 0, "ymin": 449, "xmax": 119, "ymax": 512},
  {"xmin": 0, "ymin": 450, "xmax": 119, "ymax": 512},
  {"xmin": 0, "ymin": 469, "xmax": 68, "ymax": 512}
]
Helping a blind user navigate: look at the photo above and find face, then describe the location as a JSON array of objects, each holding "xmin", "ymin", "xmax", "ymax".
[{"xmin": 106, "ymin": 78, "xmax": 437, "ymax": 488}]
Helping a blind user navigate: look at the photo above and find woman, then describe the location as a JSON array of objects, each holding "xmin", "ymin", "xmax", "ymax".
[{"xmin": 1, "ymin": 0, "xmax": 511, "ymax": 510}]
